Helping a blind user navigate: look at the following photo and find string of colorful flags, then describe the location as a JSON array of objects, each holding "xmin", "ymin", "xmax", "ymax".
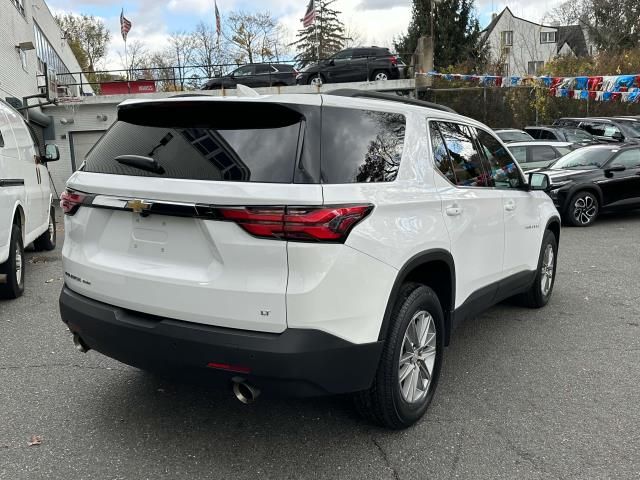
[{"xmin": 417, "ymin": 72, "xmax": 640, "ymax": 103}]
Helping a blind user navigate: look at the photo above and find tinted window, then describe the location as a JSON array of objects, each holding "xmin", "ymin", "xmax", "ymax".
[
  {"xmin": 476, "ymin": 129, "xmax": 521, "ymax": 188},
  {"xmin": 496, "ymin": 130, "xmax": 533, "ymax": 142},
  {"xmin": 551, "ymin": 148, "xmax": 614, "ymax": 170},
  {"xmin": 429, "ymin": 123, "xmax": 456, "ymax": 184},
  {"xmin": 333, "ymin": 50, "xmax": 352, "ymax": 60},
  {"xmin": 509, "ymin": 146, "xmax": 527, "ymax": 163},
  {"xmin": 610, "ymin": 149, "xmax": 640, "ymax": 168},
  {"xmin": 437, "ymin": 122, "xmax": 487, "ymax": 187},
  {"xmin": 540, "ymin": 130, "xmax": 557, "ymax": 140},
  {"xmin": 233, "ymin": 66, "xmax": 253, "ymax": 76},
  {"xmin": 526, "ymin": 129, "xmax": 542, "ymax": 139},
  {"xmin": 254, "ymin": 64, "xmax": 275, "ymax": 74},
  {"xmin": 83, "ymin": 103, "xmax": 310, "ymax": 183},
  {"xmin": 0, "ymin": 131, "xmax": 4, "ymax": 148},
  {"xmin": 582, "ymin": 122, "xmax": 621, "ymax": 138},
  {"xmin": 530, "ymin": 145, "xmax": 559, "ymax": 161},
  {"xmin": 322, "ymin": 108, "xmax": 405, "ymax": 183}
]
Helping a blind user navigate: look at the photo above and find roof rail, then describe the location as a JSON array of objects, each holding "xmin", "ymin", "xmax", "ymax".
[{"xmin": 326, "ymin": 89, "xmax": 457, "ymax": 114}]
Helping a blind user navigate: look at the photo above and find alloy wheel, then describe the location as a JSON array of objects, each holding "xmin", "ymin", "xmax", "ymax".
[
  {"xmin": 310, "ymin": 76, "xmax": 323, "ymax": 87},
  {"xmin": 374, "ymin": 72, "xmax": 389, "ymax": 81},
  {"xmin": 15, "ymin": 246, "xmax": 23, "ymax": 286},
  {"xmin": 398, "ymin": 310, "xmax": 437, "ymax": 404},
  {"xmin": 573, "ymin": 195, "xmax": 597, "ymax": 225},
  {"xmin": 540, "ymin": 244, "xmax": 555, "ymax": 296}
]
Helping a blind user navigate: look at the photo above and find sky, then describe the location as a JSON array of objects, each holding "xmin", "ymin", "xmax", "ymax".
[{"xmin": 45, "ymin": 0, "xmax": 566, "ymax": 70}]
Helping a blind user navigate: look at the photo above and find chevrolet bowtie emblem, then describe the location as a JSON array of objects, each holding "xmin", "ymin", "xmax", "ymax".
[{"xmin": 126, "ymin": 199, "xmax": 152, "ymax": 214}]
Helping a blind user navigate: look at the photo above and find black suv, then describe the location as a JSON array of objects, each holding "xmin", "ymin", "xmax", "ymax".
[
  {"xmin": 554, "ymin": 117, "xmax": 640, "ymax": 144},
  {"xmin": 202, "ymin": 63, "xmax": 297, "ymax": 90},
  {"xmin": 524, "ymin": 126, "xmax": 599, "ymax": 145},
  {"xmin": 540, "ymin": 144, "xmax": 640, "ymax": 226},
  {"xmin": 295, "ymin": 47, "xmax": 403, "ymax": 86}
]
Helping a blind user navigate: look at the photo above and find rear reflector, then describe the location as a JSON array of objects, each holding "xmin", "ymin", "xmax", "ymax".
[
  {"xmin": 207, "ymin": 362, "xmax": 251, "ymax": 374},
  {"xmin": 218, "ymin": 205, "xmax": 373, "ymax": 242},
  {"xmin": 60, "ymin": 189, "xmax": 89, "ymax": 215}
]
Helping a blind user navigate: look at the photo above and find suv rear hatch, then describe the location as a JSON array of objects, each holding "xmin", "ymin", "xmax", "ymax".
[{"xmin": 62, "ymin": 97, "xmax": 323, "ymax": 333}]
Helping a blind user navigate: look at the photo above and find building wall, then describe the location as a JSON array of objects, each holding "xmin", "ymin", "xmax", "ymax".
[
  {"xmin": 487, "ymin": 10, "xmax": 559, "ymax": 77},
  {"xmin": 0, "ymin": 0, "xmax": 91, "ymax": 104}
]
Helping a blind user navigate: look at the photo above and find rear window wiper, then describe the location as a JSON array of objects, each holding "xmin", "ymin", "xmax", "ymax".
[{"xmin": 115, "ymin": 155, "xmax": 165, "ymax": 175}]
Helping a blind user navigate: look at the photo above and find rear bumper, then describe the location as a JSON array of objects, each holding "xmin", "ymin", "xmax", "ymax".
[{"xmin": 59, "ymin": 286, "xmax": 383, "ymax": 396}]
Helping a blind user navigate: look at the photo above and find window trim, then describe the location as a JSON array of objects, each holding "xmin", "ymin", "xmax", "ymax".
[
  {"xmin": 540, "ymin": 31, "xmax": 557, "ymax": 44},
  {"xmin": 10, "ymin": 0, "xmax": 25, "ymax": 16},
  {"xmin": 501, "ymin": 30, "xmax": 514, "ymax": 47}
]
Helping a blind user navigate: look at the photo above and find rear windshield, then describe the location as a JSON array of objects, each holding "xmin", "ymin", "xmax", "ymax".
[{"xmin": 82, "ymin": 101, "xmax": 311, "ymax": 183}]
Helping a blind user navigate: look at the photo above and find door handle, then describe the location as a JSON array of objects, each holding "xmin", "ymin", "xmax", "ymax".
[
  {"xmin": 505, "ymin": 200, "xmax": 517, "ymax": 212},
  {"xmin": 445, "ymin": 205, "xmax": 463, "ymax": 217}
]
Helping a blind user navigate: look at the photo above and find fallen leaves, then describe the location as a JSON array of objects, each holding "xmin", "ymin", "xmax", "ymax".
[{"xmin": 28, "ymin": 435, "xmax": 42, "ymax": 446}]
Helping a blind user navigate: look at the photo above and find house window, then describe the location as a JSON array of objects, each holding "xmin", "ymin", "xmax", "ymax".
[
  {"xmin": 501, "ymin": 31, "xmax": 514, "ymax": 46},
  {"xmin": 10, "ymin": 0, "xmax": 25, "ymax": 15},
  {"xmin": 527, "ymin": 61, "xmax": 545, "ymax": 75},
  {"xmin": 501, "ymin": 63, "xmax": 509, "ymax": 76},
  {"xmin": 540, "ymin": 31, "xmax": 557, "ymax": 43}
]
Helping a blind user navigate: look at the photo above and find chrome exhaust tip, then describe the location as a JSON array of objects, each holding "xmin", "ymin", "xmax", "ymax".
[
  {"xmin": 232, "ymin": 379, "xmax": 260, "ymax": 404},
  {"xmin": 72, "ymin": 333, "xmax": 90, "ymax": 353}
]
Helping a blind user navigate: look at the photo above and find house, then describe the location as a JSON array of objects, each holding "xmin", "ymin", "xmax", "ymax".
[
  {"xmin": 482, "ymin": 7, "xmax": 594, "ymax": 77},
  {"xmin": 1, "ymin": 0, "xmax": 91, "ymax": 147}
]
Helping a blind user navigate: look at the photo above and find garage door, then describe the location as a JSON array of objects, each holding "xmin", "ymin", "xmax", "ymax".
[{"xmin": 71, "ymin": 131, "xmax": 106, "ymax": 170}]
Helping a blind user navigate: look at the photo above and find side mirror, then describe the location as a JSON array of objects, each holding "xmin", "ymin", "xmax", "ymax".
[
  {"xmin": 44, "ymin": 144, "xmax": 60, "ymax": 162},
  {"xmin": 327, "ymin": 59, "xmax": 335, "ymax": 66},
  {"xmin": 528, "ymin": 172, "xmax": 551, "ymax": 191},
  {"xmin": 604, "ymin": 164, "xmax": 626, "ymax": 176}
]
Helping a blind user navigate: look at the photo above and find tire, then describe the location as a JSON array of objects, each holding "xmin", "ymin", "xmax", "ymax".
[
  {"xmin": 34, "ymin": 207, "xmax": 56, "ymax": 252},
  {"xmin": 0, "ymin": 225, "xmax": 25, "ymax": 299},
  {"xmin": 519, "ymin": 230, "xmax": 558, "ymax": 308},
  {"xmin": 371, "ymin": 70, "xmax": 390, "ymax": 81},
  {"xmin": 354, "ymin": 283, "xmax": 444, "ymax": 429},
  {"xmin": 308, "ymin": 74, "xmax": 324, "ymax": 86},
  {"xmin": 565, "ymin": 191, "xmax": 599, "ymax": 227}
]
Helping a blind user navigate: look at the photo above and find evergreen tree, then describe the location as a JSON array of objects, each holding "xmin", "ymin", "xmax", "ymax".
[
  {"xmin": 292, "ymin": 0, "xmax": 347, "ymax": 67},
  {"xmin": 395, "ymin": 0, "xmax": 487, "ymax": 70}
]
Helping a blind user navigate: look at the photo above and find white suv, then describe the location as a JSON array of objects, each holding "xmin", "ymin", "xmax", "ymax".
[
  {"xmin": 1, "ymin": 100, "xmax": 59, "ymax": 299},
  {"xmin": 59, "ymin": 91, "xmax": 560, "ymax": 428}
]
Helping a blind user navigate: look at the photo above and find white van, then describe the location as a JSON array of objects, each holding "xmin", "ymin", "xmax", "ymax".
[{"xmin": 0, "ymin": 99, "xmax": 59, "ymax": 299}]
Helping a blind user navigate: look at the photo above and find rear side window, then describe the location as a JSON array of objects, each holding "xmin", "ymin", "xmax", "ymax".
[
  {"xmin": 475, "ymin": 129, "xmax": 521, "ymax": 188},
  {"xmin": 429, "ymin": 123, "xmax": 456, "ymax": 184},
  {"xmin": 509, "ymin": 146, "xmax": 527, "ymax": 162},
  {"xmin": 321, "ymin": 107, "xmax": 405, "ymax": 183},
  {"xmin": 83, "ymin": 102, "xmax": 315, "ymax": 183},
  {"xmin": 530, "ymin": 145, "xmax": 559, "ymax": 161}
]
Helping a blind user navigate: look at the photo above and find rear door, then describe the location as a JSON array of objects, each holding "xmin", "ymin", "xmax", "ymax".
[
  {"xmin": 599, "ymin": 148, "xmax": 640, "ymax": 206},
  {"xmin": 62, "ymin": 98, "xmax": 322, "ymax": 333},
  {"xmin": 251, "ymin": 64, "xmax": 276, "ymax": 87},
  {"xmin": 0, "ymin": 106, "xmax": 18, "ymax": 253}
]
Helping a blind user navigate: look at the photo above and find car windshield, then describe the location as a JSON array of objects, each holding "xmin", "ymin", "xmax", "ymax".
[
  {"xmin": 550, "ymin": 148, "xmax": 615, "ymax": 170},
  {"xmin": 563, "ymin": 129, "xmax": 593, "ymax": 142},
  {"xmin": 497, "ymin": 131, "xmax": 533, "ymax": 142},
  {"xmin": 616, "ymin": 119, "xmax": 640, "ymax": 137}
]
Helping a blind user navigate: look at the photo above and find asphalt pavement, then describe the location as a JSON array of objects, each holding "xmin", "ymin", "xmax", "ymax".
[{"xmin": 1, "ymin": 209, "xmax": 639, "ymax": 480}]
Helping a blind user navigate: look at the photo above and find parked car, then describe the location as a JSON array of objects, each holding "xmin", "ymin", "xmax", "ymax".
[
  {"xmin": 0, "ymin": 99, "xmax": 59, "ymax": 299},
  {"xmin": 539, "ymin": 144, "xmax": 640, "ymax": 226},
  {"xmin": 202, "ymin": 63, "xmax": 297, "ymax": 90},
  {"xmin": 554, "ymin": 117, "xmax": 640, "ymax": 144},
  {"xmin": 295, "ymin": 47, "xmax": 403, "ymax": 86},
  {"xmin": 59, "ymin": 90, "xmax": 560, "ymax": 429},
  {"xmin": 524, "ymin": 126, "xmax": 599, "ymax": 145},
  {"xmin": 494, "ymin": 128, "xmax": 534, "ymax": 143},
  {"xmin": 507, "ymin": 141, "xmax": 574, "ymax": 171}
]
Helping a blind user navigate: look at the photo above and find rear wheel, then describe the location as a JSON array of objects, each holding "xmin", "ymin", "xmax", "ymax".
[
  {"xmin": 34, "ymin": 207, "xmax": 56, "ymax": 251},
  {"xmin": 0, "ymin": 225, "xmax": 25, "ymax": 299},
  {"xmin": 566, "ymin": 191, "xmax": 599, "ymax": 227},
  {"xmin": 308, "ymin": 74, "xmax": 324, "ymax": 87},
  {"xmin": 371, "ymin": 70, "xmax": 390, "ymax": 81},
  {"xmin": 354, "ymin": 283, "xmax": 444, "ymax": 429}
]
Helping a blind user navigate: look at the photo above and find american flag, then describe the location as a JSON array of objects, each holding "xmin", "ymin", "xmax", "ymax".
[
  {"xmin": 215, "ymin": 1, "xmax": 221, "ymax": 37},
  {"xmin": 302, "ymin": 0, "xmax": 316, "ymax": 28},
  {"xmin": 120, "ymin": 9, "xmax": 132, "ymax": 42}
]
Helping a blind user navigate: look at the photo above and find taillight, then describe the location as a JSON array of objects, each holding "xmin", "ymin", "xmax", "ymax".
[
  {"xmin": 390, "ymin": 56, "xmax": 398, "ymax": 66},
  {"xmin": 218, "ymin": 205, "xmax": 373, "ymax": 242},
  {"xmin": 60, "ymin": 189, "xmax": 88, "ymax": 215}
]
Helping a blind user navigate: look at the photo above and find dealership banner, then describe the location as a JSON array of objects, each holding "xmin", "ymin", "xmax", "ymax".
[{"xmin": 416, "ymin": 72, "xmax": 640, "ymax": 103}]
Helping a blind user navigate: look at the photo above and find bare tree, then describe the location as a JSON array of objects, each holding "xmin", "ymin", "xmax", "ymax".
[
  {"xmin": 343, "ymin": 23, "xmax": 364, "ymax": 49},
  {"xmin": 543, "ymin": 0, "xmax": 587, "ymax": 25},
  {"xmin": 226, "ymin": 11, "xmax": 286, "ymax": 63},
  {"xmin": 167, "ymin": 32, "xmax": 197, "ymax": 90},
  {"xmin": 192, "ymin": 22, "xmax": 232, "ymax": 80},
  {"xmin": 119, "ymin": 40, "xmax": 149, "ymax": 78}
]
